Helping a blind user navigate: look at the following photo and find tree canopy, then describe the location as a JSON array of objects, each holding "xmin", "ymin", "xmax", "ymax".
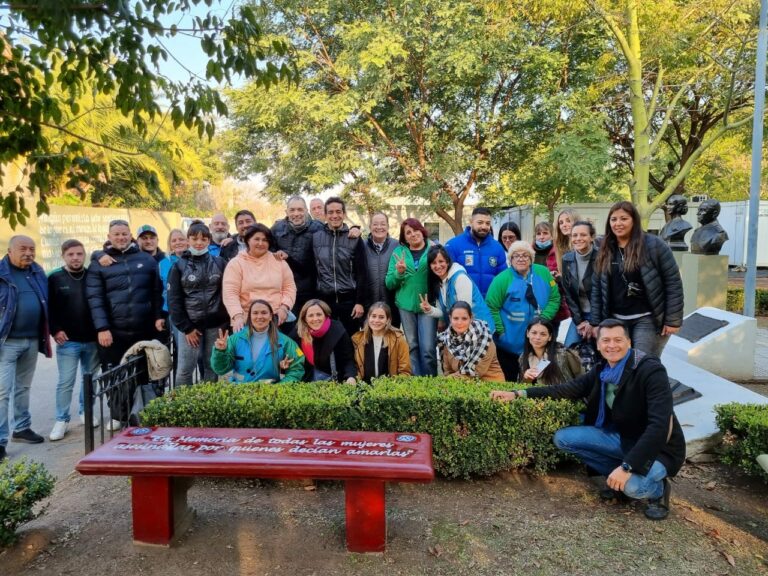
[{"xmin": 0, "ymin": 0, "xmax": 296, "ymax": 227}]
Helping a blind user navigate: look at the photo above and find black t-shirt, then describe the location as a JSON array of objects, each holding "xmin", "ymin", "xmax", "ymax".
[
  {"xmin": 410, "ymin": 247, "xmax": 427, "ymax": 270},
  {"xmin": 609, "ymin": 248, "xmax": 651, "ymax": 316}
]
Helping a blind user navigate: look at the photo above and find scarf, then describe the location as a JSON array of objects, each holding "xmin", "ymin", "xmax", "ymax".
[
  {"xmin": 595, "ymin": 349, "xmax": 632, "ymax": 428},
  {"xmin": 288, "ymin": 217, "xmax": 310, "ymax": 234},
  {"xmin": 300, "ymin": 317, "xmax": 331, "ymax": 366},
  {"xmin": 437, "ymin": 319, "xmax": 493, "ymax": 377}
]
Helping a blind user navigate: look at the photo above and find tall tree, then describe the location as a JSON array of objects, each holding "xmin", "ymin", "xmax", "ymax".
[
  {"xmin": 587, "ymin": 0, "xmax": 757, "ymax": 223},
  {"xmin": 225, "ymin": 0, "xmax": 607, "ymax": 233},
  {"xmin": 0, "ymin": 0, "xmax": 295, "ymax": 227}
]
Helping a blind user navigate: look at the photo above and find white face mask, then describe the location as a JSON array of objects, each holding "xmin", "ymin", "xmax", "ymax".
[{"xmin": 188, "ymin": 246, "xmax": 209, "ymax": 256}]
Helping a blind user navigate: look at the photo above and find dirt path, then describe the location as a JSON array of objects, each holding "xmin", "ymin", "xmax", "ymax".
[{"xmin": 3, "ymin": 461, "xmax": 766, "ymax": 576}]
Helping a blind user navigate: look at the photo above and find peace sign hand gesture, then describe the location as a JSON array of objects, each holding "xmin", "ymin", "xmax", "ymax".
[
  {"xmin": 394, "ymin": 252, "xmax": 407, "ymax": 274},
  {"xmin": 214, "ymin": 328, "xmax": 229, "ymax": 351},
  {"xmin": 418, "ymin": 293, "xmax": 431, "ymax": 314}
]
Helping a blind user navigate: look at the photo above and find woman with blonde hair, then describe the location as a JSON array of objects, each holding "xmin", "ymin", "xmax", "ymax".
[
  {"xmin": 555, "ymin": 208, "xmax": 582, "ymax": 270},
  {"xmin": 351, "ymin": 302, "xmax": 411, "ymax": 383},
  {"xmin": 292, "ymin": 299, "xmax": 357, "ymax": 384}
]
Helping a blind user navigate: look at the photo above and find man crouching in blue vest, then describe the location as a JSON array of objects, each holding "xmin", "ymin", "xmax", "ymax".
[{"xmin": 491, "ymin": 318, "xmax": 686, "ymax": 520}]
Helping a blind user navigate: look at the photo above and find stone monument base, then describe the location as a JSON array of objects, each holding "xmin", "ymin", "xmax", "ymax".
[{"xmin": 673, "ymin": 253, "xmax": 728, "ymax": 316}]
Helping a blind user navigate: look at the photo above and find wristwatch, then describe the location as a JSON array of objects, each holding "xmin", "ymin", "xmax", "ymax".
[{"xmin": 621, "ymin": 462, "xmax": 632, "ymax": 473}]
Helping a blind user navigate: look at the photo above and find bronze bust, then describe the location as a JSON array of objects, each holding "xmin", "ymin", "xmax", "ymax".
[
  {"xmin": 659, "ymin": 195, "xmax": 693, "ymax": 252},
  {"xmin": 691, "ymin": 199, "xmax": 728, "ymax": 255}
]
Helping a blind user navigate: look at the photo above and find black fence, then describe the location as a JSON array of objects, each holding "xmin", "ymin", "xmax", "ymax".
[{"xmin": 83, "ymin": 352, "xmax": 171, "ymax": 454}]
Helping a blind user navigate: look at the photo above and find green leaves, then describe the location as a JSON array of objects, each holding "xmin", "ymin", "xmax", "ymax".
[
  {"xmin": 0, "ymin": 458, "xmax": 55, "ymax": 546},
  {"xmin": 0, "ymin": 0, "xmax": 298, "ymax": 226}
]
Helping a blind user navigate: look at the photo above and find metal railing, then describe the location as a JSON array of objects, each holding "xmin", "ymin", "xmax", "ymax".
[{"xmin": 83, "ymin": 353, "xmax": 170, "ymax": 454}]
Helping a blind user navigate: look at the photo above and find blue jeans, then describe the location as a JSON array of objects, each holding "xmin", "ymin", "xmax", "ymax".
[
  {"xmin": 564, "ymin": 312, "xmax": 591, "ymax": 348},
  {"xmin": 55, "ymin": 341, "xmax": 100, "ymax": 422},
  {"xmin": 176, "ymin": 327, "xmax": 218, "ymax": 386},
  {"xmin": 553, "ymin": 425, "xmax": 667, "ymax": 500},
  {"xmin": 399, "ymin": 309, "xmax": 437, "ymax": 376},
  {"xmin": 616, "ymin": 314, "xmax": 670, "ymax": 358},
  {"xmin": 0, "ymin": 338, "xmax": 39, "ymax": 446}
]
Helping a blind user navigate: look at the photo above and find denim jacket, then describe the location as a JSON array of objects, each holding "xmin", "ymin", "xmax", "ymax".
[{"xmin": 0, "ymin": 255, "xmax": 52, "ymax": 357}]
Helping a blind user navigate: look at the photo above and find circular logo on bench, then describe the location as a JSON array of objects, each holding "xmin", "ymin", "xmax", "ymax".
[
  {"xmin": 396, "ymin": 434, "xmax": 417, "ymax": 443},
  {"xmin": 131, "ymin": 427, "xmax": 152, "ymax": 436}
]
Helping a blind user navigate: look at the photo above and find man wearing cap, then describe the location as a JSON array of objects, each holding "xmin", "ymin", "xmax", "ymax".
[
  {"xmin": 136, "ymin": 224, "xmax": 166, "ymax": 262},
  {"xmin": 86, "ymin": 220, "xmax": 165, "ymax": 429},
  {"xmin": 0, "ymin": 235, "xmax": 51, "ymax": 460}
]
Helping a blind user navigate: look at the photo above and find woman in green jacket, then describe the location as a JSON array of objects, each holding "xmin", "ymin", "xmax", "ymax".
[
  {"xmin": 211, "ymin": 299, "xmax": 305, "ymax": 383},
  {"xmin": 385, "ymin": 218, "xmax": 437, "ymax": 376}
]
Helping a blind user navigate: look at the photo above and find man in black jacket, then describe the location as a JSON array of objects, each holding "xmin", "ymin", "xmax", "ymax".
[
  {"xmin": 86, "ymin": 220, "xmax": 165, "ymax": 427},
  {"xmin": 312, "ymin": 197, "xmax": 368, "ymax": 336},
  {"xmin": 219, "ymin": 209, "xmax": 256, "ymax": 262},
  {"xmin": 491, "ymin": 319, "xmax": 686, "ymax": 520},
  {"xmin": 48, "ymin": 240, "xmax": 100, "ymax": 441}
]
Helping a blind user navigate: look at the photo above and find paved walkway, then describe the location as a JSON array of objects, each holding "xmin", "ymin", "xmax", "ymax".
[{"xmin": 755, "ymin": 327, "xmax": 768, "ymax": 380}]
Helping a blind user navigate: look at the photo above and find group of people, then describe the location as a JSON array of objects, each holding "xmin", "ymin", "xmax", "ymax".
[{"xmin": 0, "ymin": 196, "xmax": 686, "ymax": 520}]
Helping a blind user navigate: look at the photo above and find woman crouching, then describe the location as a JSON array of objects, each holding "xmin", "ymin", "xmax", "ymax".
[
  {"xmin": 351, "ymin": 302, "xmax": 412, "ymax": 383},
  {"xmin": 438, "ymin": 301, "xmax": 505, "ymax": 382},
  {"xmin": 211, "ymin": 299, "xmax": 304, "ymax": 383}
]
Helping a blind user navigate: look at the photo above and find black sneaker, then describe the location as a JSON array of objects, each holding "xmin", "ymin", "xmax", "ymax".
[
  {"xmin": 11, "ymin": 428, "xmax": 45, "ymax": 444},
  {"xmin": 644, "ymin": 478, "xmax": 671, "ymax": 520},
  {"xmin": 0, "ymin": 446, "xmax": 6, "ymax": 462}
]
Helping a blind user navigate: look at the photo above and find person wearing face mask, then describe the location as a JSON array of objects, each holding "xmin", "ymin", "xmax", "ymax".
[
  {"xmin": 167, "ymin": 222, "xmax": 229, "ymax": 386},
  {"xmin": 444, "ymin": 207, "xmax": 507, "ymax": 298},
  {"xmin": 562, "ymin": 220, "xmax": 598, "ymax": 348},
  {"xmin": 211, "ymin": 299, "xmax": 304, "ymax": 383},
  {"xmin": 533, "ymin": 221, "xmax": 570, "ymax": 336},
  {"xmin": 351, "ymin": 302, "xmax": 411, "ymax": 383},
  {"xmin": 363, "ymin": 212, "xmax": 400, "ymax": 328},
  {"xmin": 437, "ymin": 301, "xmax": 504, "ymax": 382}
]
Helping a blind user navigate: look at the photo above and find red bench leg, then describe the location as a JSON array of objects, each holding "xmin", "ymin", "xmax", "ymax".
[
  {"xmin": 345, "ymin": 479, "xmax": 386, "ymax": 552},
  {"xmin": 131, "ymin": 476, "xmax": 192, "ymax": 546}
]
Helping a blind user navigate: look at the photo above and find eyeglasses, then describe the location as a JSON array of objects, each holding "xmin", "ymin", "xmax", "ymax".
[{"xmin": 511, "ymin": 253, "xmax": 531, "ymax": 261}]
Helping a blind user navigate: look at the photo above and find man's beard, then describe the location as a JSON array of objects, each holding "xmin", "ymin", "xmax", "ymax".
[{"xmin": 212, "ymin": 231, "xmax": 228, "ymax": 243}]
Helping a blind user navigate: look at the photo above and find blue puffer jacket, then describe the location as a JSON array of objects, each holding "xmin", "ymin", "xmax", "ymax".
[
  {"xmin": 85, "ymin": 242, "xmax": 163, "ymax": 339},
  {"xmin": 0, "ymin": 255, "xmax": 51, "ymax": 356},
  {"xmin": 444, "ymin": 227, "xmax": 507, "ymax": 297},
  {"xmin": 438, "ymin": 265, "xmax": 495, "ymax": 332}
]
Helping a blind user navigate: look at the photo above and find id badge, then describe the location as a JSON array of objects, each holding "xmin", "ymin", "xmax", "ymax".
[{"xmin": 464, "ymin": 253, "xmax": 474, "ymax": 267}]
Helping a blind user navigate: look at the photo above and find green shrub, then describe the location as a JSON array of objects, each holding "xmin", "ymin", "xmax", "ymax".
[
  {"xmin": 715, "ymin": 402, "xmax": 768, "ymax": 481},
  {"xmin": 141, "ymin": 377, "xmax": 582, "ymax": 478},
  {"xmin": 726, "ymin": 287, "xmax": 768, "ymax": 315},
  {"xmin": 0, "ymin": 458, "xmax": 55, "ymax": 546}
]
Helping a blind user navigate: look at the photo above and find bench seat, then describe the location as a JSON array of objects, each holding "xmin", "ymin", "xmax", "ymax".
[{"xmin": 76, "ymin": 427, "xmax": 434, "ymax": 552}]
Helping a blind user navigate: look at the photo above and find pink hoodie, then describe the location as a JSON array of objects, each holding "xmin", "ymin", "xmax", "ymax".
[{"xmin": 222, "ymin": 251, "xmax": 297, "ymax": 319}]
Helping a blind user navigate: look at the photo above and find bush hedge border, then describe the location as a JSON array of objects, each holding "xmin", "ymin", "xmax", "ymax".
[{"xmin": 714, "ymin": 402, "xmax": 768, "ymax": 482}]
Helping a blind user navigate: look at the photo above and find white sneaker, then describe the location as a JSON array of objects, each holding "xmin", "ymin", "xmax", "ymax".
[
  {"xmin": 79, "ymin": 414, "xmax": 100, "ymax": 428},
  {"xmin": 49, "ymin": 420, "xmax": 68, "ymax": 441},
  {"xmin": 107, "ymin": 419, "xmax": 123, "ymax": 431}
]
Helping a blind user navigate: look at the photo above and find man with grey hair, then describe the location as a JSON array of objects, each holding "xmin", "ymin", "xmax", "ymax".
[
  {"xmin": 272, "ymin": 196, "xmax": 324, "ymax": 316},
  {"xmin": 309, "ymin": 197, "xmax": 325, "ymax": 223},
  {"xmin": 0, "ymin": 235, "xmax": 51, "ymax": 459},
  {"xmin": 208, "ymin": 213, "xmax": 232, "ymax": 257}
]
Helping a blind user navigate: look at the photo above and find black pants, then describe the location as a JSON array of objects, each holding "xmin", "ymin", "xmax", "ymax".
[
  {"xmin": 320, "ymin": 293, "xmax": 362, "ymax": 336},
  {"xmin": 496, "ymin": 346, "xmax": 521, "ymax": 383}
]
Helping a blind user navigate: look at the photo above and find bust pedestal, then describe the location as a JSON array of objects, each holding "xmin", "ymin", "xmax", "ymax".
[{"xmin": 673, "ymin": 253, "xmax": 728, "ymax": 316}]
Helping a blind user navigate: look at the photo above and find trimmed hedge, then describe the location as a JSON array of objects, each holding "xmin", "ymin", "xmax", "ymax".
[
  {"xmin": 141, "ymin": 377, "xmax": 582, "ymax": 478},
  {"xmin": 0, "ymin": 458, "xmax": 55, "ymax": 546},
  {"xmin": 715, "ymin": 402, "xmax": 768, "ymax": 482},
  {"xmin": 726, "ymin": 287, "xmax": 768, "ymax": 316}
]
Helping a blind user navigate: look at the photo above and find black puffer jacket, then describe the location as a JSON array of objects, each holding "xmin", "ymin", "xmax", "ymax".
[
  {"xmin": 527, "ymin": 349, "xmax": 686, "ymax": 477},
  {"xmin": 85, "ymin": 242, "xmax": 163, "ymax": 339},
  {"xmin": 561, "ymin": 248, "xmax": 596, "ymax": 326},
  {"xmin": 590, "ymin": 233, "xmax": 683, "ymax": 329},
  {"xmin": 167, "ymin": 252, "xmax": 228, "ymax": 333},
  {"xmin": 272, "ymin": 218, "xmax": 323, "ymax": 297},
  {"xmin": 363, "ymin": 235, "xmax": 397, "ymax": 306},
  {"xmin": 312, "ymin": 223, "xmax": 367, "ymax": 303}
]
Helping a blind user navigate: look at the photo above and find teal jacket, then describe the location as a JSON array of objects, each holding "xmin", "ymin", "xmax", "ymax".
[
  {"xmin": 385, "ymin": 241, "xmax": 432, "ymax": 313},
  {"xmin": 210, "ymin": 327, "xmax": 304, "ymax": 383}
]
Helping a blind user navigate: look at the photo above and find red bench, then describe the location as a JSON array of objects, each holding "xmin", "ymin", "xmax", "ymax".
[{"xmin": 76, "ymin": 427, "xmax": 434, "ymax": 552}]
